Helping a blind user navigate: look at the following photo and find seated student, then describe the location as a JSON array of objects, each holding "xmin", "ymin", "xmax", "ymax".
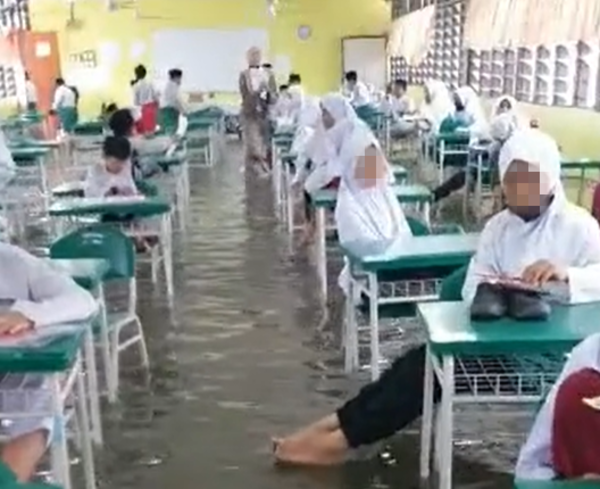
[
  {"xmin": 84, "ymin": 136, "xmax": 138, "ymax": 199},
  {"xmin": 343, "ymin": 71, "xmax": 371, "ymax": 108},
  {"xmin": 272, "ymin": 84, "xmax": 292, "ymax": 120},
  {"xmin": 383, "ymin": 78, "xmax": 416, "ymax": 139},
  {"xmin": 0, "ymin": 129, "xmax": 15, "ymax": 241},
  {"xmin": 516, "ymin": 333, "xmax": 600, "ymax": 481},
  {"xmin": 132, "ymin": 64, "xmax": 159, "ymax": 134},
  {"xmin": 51, "ymin": 78, "xmax": 78, "ymax": 134},
  {"xmin": 418, "ymin": 80, "xmax": 454, "ymax": 135},
  {"xmin": 0, "ymin": 242, "xmax": 97, "ymax": 482},
  {"xmin": 437, "ymin": 86, "xmax": 480, "ymax": 134},
  {"xmin": 273, "ymin": 128, "xmax": 600, "ymax": 466}
]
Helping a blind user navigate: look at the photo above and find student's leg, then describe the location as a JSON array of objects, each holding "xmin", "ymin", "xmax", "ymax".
[
  {"xmin": 300, "ymin": 191, "xmax": 316, "ymax": 245},
  {"xmin": 274, "ymin": 345, "xmax": 441, "ymax": 465},
  {"xmin": 432, "ymin": 170, "xmax": 468, "ymax": 203},
  {"xmin": 2, "ymin": 431, "xmax": 48, "ymax": 482}
]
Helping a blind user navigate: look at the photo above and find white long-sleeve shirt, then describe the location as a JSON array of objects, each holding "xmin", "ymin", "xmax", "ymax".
[
  {"xmin": 160, "ymin": 81, "xmax": 186, "ymax": 113},
  {"xmin": 84, "ymin": 161, "xmax": 138, "ymax": 198},
  {"xmin": 344, "ymin": 81, "xmax": 371, "ymax": 108},
  {"xmin": 25, "ymin": 80, "xmax": 38, "ymax": 104},
  {"xmin": 52, "ymin": 85, "xmax": 76, "ymax": 110},
  {"xmin": 0, "ymin": 243, "xmax": 97, "ymax": 327},
  {"xmin": 132, "ymin": 79, "xmax": 158, "ymax": 107},
  {"xmin": 461, "ymin": 199, "xmax": 600, "ymax": 305}
]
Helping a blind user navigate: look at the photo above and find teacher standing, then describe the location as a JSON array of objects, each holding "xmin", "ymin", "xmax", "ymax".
[{"xmin": 238, "ymin": 47, "xmax": 277, "ymax": 173}]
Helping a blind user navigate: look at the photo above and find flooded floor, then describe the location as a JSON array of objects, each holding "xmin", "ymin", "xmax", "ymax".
[{"xmin": 95, "ymin": 140, "xmax": 524, "ymax": 489}]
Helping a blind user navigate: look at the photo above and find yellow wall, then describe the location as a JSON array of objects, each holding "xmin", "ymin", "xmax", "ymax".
[{"xmin": 29, "ymin": 0, "xmax": 391, "ymax": 117}]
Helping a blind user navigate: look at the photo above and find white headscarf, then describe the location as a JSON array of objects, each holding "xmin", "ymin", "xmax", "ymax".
[
  {"xmin": 489, "ymin": 112, "xmax": 518, "ymax": 143},
  {"xmin": 291, "ymin": 97, "xmax": 322, "ymax": 156},
  {"xmin": 498, "ymin": 128, "xmax": 563, "ymax": 198},
  {"xmin": 492, "ymin": 94, "xmax": 528, "ymax": 128},
  {"xmin": 455, "ymin": 85, "xmax": 488, "ymax": 139},
  {"xmin": 320, "ymin": 93, "xmax": 358, "ymax": 152},
  {"xmin": 421, "ymin": 80, "xmax": 453, "ymax": 132}
]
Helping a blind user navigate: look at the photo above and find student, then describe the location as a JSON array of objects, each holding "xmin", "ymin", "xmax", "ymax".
[
  {"xmin": 0, "ymin": 242, "xmax": 97, "ymax": 481},
  {"xmin": 132, "ymin": 64, "xmax": 159, "ymax": 134},
  {"xmin": 383, "ymin": 78, "xmax": 416, "ymax": 138},
  {"xmin": 418, "ymin": 80, "xmax": 454, "ymax": 135},
  {"xmin": 343, "ymin": 71, "xmax": 371, "ymax": 108},
  {"xmin": 273, "ymin": 129, "xmax": 600, "ymax": 466},
  {"xmin": 272, "ymin": 84, "xmax": 292, "ymax": 120},
  {"xmin": 0, "ymin": 129, "xmax": 16, "ymax": 241},
  {"xmin": 516, "ymin": 332, "xmax": 600, "ymax": 480},
  {"xmin": 287, "ymin": 73, "xmax": 304, "ymax": 120},
  {"xmin": 438, "ymin": 86, "xmax": 478, "ymax": 134},
  {"xmin": 23, "ymin": 72, "xmax": 37, "ymax": 111},
  {"xmin": 160, "ymin": 69, "xmax": 186, "ymax": 115},
  {"xmin": 84, "ymin": 136, "xmax": 138, "ymax": 199},
  {"xmin": 51, "ymin": 78, "xmax": 78, "ymax": 133}
]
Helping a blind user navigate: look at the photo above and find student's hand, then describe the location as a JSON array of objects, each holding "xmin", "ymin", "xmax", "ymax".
[
  {"xmin": 106, "ymin": 187, "xmax": 119, "ymax": 196},
  {"xmin": 521, "ymin": 260, "xmax": 568, "ymax": 285},
  {"xmin": 0, "ymin": 312, "xmax": 34, "ymax": 336}
]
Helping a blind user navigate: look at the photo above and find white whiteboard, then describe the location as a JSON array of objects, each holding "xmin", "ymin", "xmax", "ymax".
[
  {"xmin": 151, "ymin": 28, "xmax": 269, "ymax": 92},
  {"xmin": 342, "ymin": 37, "xmax": 387, "ymax": 91}
]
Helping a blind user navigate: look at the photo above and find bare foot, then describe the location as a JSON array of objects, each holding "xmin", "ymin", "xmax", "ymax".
[{"xmin": 272, "ymin": 428, "xmax": 348, "ymax": 466}]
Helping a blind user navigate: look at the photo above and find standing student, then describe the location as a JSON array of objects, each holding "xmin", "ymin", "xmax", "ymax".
[
  {"xmin": 273, "ymin": 129, "xmax": 600, "ymax": 467},
  {"xmin": 287, "ymin": 73, "xmax": 305, "ymax": 121},
  {"xmin": 51, "ymin": 78, "xmax": 78, "ymax": 133},
  {"xmin": 239, "ymin": 47, "xmax": 277, "ymax": 172},
  {"xmin": 132, "ymin": 64, "xmax": 159, "ymax": 134},
  {"xmin": 23, "ymin": 72, "xmax": 37, "ymax": 111},
  {"xmin": 160, "ymin": 69, "xmax": 186, "ymax": 113},
  {"xmin": 0, "ymin": 242, "xmax": 97, "ymax": 482},
  {"xmin": 343, "ymin": 71, "xmax": 371, "ymax": 108}
]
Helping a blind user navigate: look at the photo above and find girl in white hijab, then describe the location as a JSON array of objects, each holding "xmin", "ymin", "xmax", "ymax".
[
  {"xmin": 462, "ymin": 128, "xmax": 600, "ymax": 304},
  {"xmin": 454, "ymin": 86, "xmax": 488, "ymax": 141},
  {"xmin": 419, "ymin": 80, "xmax": 454, "ymax": 134},
  {"xmin": 491, "ymin": 94, "xmax": 528, "ymax": 127}
]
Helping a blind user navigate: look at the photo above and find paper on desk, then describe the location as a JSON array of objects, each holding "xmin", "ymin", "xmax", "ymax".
[
  {"xmin": 84, "ymin": 195, "xmax": 146, "ymax": 205},
  {"xmin": 0, "ymin": 324, "xmax": 83, "ymax": 349}
]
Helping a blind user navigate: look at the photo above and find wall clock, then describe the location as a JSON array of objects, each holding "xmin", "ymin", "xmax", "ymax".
[{"xmin": 297, "ymin": 25, "xmax": 312, "ymax": 41}]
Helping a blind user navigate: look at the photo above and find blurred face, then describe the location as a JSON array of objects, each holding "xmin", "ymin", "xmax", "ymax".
[
  {"xmin": 105, "ymin": 157, "xmax": 126, "ymax": 175},
  {"xmin": 502, "ymin": 159, "xmax": 552, "ymax": 220},
  {"xmin": 498, "ymin": 98, "xmax": 512, "ymax": 113},
  {"xmin": 354, "ymin": 145, "xmax": 387, "ymax": 188},
  {"xmin": 247, "ymin": 48, "xmax": 261, "ymax": 66},
  {"xmin": 321, "ymin": 106, "xmax": 335, "ymax": 129},
  {"xmin": 346, "ymin": 79, "xmax": 356, "ymax": 89},
  {"xmin": 392, "ymin": 83, "xmax": 405, "ymax": 97},
  {"xmin": 453, "ymin": 92, "xmax": 465, "ymax": 111}
]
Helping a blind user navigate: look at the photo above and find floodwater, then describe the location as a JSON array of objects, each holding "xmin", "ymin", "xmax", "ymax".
[{"xmin": 94, "ymin": 141, "xmax": 526, "ymax": 489}]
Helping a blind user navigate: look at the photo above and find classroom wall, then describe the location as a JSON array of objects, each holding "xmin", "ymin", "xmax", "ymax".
[{"xmin": 29, "ymin": 0, "xmax": 390, "ymax": 117}]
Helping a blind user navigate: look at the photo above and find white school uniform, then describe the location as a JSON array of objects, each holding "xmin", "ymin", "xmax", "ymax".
[
  {"xmin": 0, "ymin": 130, "xmax": 15, "ymax": 242},
  {"xmin": 25, "ymin": 80, "xmax": 38, "ymax": 105},
  {"xmin": 84, "ymin": 161, "xmax": 137, "ymax": 198},
  {"xmin": 455, "ymin": 86, "xmax": 489, "ymax": 142},
  {"xmin": 419, "ymin": 80, "xmax": 454, "ymax": 134},
  {"xmin": 345, "ymin": 81, "xmax": 371, "ymax": 108},
  {"xmin": 52, "ymin": 85, "xmax": 76, "ymax": 110},
  {"xmin": 0, "ymin": 243, "xmax": 97, "ymax": 439},
  {"xmin": 462, "ymin": 129, "xmax": 600, "ymax": 305},
  {"xmin": 160, "ymin": 80, "xmax": 186, "ymax": 113}
]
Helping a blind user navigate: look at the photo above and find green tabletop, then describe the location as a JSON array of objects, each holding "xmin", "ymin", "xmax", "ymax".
[
  {"xmin": 312, "ymin": 184, "xmax": 431, "ymax": 208},
  {"xmin": 187, "ymin": 119, "xmax": 216, "ymax": 131},
  {"xmin": 48, "ymin": 196, "xmax": 170, "ymax": 218},
  {"xmin": 343, "ymin": 233, "xmax": 478, "ymax": 272},
  {"xmin": 515, "ymin": 481, "xmax": 600, "ymax": 488},
  {"xmin": 51, "ymin": 181, "xmax": 84, "ymax": 198},
  {"xmin": 0, "ymin": 324, "xmax": 85, "ymax": 373},
  {"xmin": 419, "ymin": 301, "xmax": 600, "ymax": 356},
  {"xmin": 72, "ymin": 121, "xmax": 104, "ymax": 136},
  {"xmin": 561, "ymin": 159, "xmax": 600, "ymax": 171},
  {"xmin": 49, "ymin": 258, "xmax": 109, "ymax": 291},
  {"xmin": 10, "ymin": 146, "xmax": 49, "ymax": 165},
  {"xmin": 8, "ymin": 138, "xmax": 61, "ymax": 149}
]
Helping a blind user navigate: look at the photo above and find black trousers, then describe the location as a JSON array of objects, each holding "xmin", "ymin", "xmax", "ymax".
[{"xmin": 336, "ymin": 345, "xmax": 441, "ymax": 448}]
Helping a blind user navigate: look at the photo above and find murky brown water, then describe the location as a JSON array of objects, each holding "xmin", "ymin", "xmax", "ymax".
[{"xmin": 92, "ymin": 141, "xmax": 525, "ymax": 489}]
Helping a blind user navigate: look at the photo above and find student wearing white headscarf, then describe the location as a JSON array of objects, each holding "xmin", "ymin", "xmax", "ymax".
[
  {"xmin": 462, "ymin": 128, "xmax": 600, "ymax": 304},
  {"xmin": 0, "ymin": 242, "xmax": 97, "ymax": 481},
  {"xmin": 492, "ymin": 94, "xmax": 528, "ymax": 128},
  {"xmin": 419, "ymin": 80, "xmax": 454, "ymax": 134},
  {"xmin": 272, "ymin": 129, "xmax": 600, "ymax": 469}
]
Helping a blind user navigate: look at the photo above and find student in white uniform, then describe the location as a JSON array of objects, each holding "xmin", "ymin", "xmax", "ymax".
[
  {"xmin": 418, "ymin": 79, "xmax": 454, "ymax": 135},
  {"xmin": 51, "ymin": 78, "xmax": 78, "ymax": 133},
  {"xmin": 287, "ymin": 73, "xmax": 304, "ymax": 122},
  {"xmin": 0, "ymin": 129, "xmax": 16, "ymax": 241},
  {"xmin": 84, "ymin": 136, "xmax": 138, "ymax": 199},
  {"xmin": 0, "ymin": 243, "xmax": 96, "ymax": 481},
  {"xmin": 131, "ymin": 64, "xmax": 159, "ymax": 134},
  {"xmin": 272, "ymin": 128, "xmax": 600, "ymax": 467},
  {"xmin": 23, "ymin": 72, "xmax": 37, "ymax": 111},
  {"xmin": 343, "ymin": 71, "xmax": 371, "ymax": 108},
  {"xmin": 160, "ymin": 69, "xmax": 186, "ymax": 115},
  {"xmin": 383, "ymin": 79, "xmax": 417, "ymax": 139}
]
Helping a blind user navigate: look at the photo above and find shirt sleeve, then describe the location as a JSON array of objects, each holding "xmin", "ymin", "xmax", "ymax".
[
  {"xmin": 83, "ymin": 165, "xmax": 106, "ymax": 198},
  {"xmin": 567, "ymin": 214, "xmax": 600, "ymax": 304},
  {"xmin": 0, "ymin": 130, "xmax": 15, "ymax": 190},
  {"xmin": 461, "ymin": 216, "xmax": 503, "ymax": 304},
  {"xmin": 10, "ymin": 249, "xmax": 98, "ymax": 327},
  {"xmin": 52, "ymin": 86, "xmax": 63, "ymax": 110}
]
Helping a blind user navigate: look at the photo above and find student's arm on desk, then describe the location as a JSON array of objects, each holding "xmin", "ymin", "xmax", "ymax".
[
  {"xmin": 461, "ymin": 214, "xmax": 504, "ymax": 304},
  {"xmin": 10, "ymin": 247, "xmax": 97, "ymax": 327},
  {"xmin": 516, "ymin": 334, "xmax": 600, "ymax": 480},
  {"xmin": 567, "ymin": 214, "xmax": 600, "ymax": 304},
  {"xmin": 83, "ymin": 165, "xmax": 105, "ymax": 198}
]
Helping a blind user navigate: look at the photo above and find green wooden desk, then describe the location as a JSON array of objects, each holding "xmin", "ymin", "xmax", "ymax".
[
  {"xmin": 72, "ymin": 121, "xmax": 104, "ymax": 136},
  {"xmin": 560, "ymin": 158, "xmax": 600, "ymax": 205},
  {"xmin": 515, "ymin": 481, "xmax": 600, "ymax": 488},
  {"xmin": 51, "ymin": 181, "xmax": 84, "ymax": 199},
  {"xmin": 417, "ymin": 301, "xmax": 600, "ymax": 489},
  {"xmin": 10, "ymin": 147, "xmax": 49, "ymax": 166},
  {"xmin": 49, "ymin": 258, "xmax": 109, "ymax": 291}
]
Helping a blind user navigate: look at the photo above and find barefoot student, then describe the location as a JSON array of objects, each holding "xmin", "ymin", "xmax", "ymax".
[
  {"xmin": 0, "ymin": 243, "xmax": 97, "ymax": 481},
  {"xmin": 274, "ymin": 128, "xmax": 600, "ymax": 466}
]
